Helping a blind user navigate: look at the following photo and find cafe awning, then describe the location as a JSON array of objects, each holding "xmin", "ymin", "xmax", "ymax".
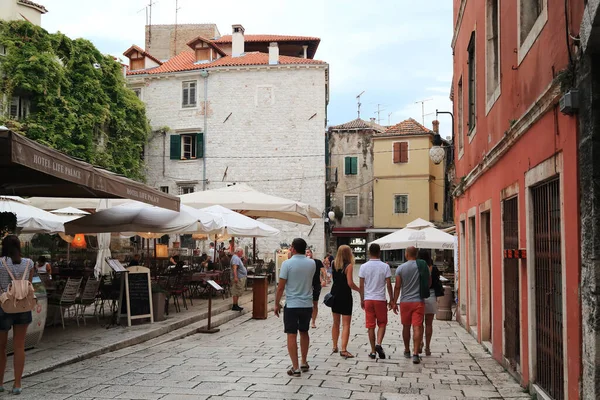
[{"xmin": 0, "ymin": 129, "xmax": 180, "ymax": 211}]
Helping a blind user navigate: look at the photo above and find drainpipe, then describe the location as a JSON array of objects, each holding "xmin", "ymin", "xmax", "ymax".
[{"xmin": 200, "ymin": 70, "xmax": 209, "ymax": 190}]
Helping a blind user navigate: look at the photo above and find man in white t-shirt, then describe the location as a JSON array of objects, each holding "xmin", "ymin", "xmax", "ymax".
[{"xmin": 359, "ymin": 243, "xmax": 393, "ymax": 360}]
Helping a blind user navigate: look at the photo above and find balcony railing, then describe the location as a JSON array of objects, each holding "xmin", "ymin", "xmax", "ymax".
[{"xmin": 326, "ymin": 166, "xmax": 338, "ymax": 186}]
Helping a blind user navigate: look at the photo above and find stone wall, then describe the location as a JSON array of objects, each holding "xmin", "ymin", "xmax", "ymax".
[
  {"xmin": 132, "ymin": 66, "xmax": 327, "ymax": 258},
  {"xmin": 145, "ymin": 24, "xmax": 221, "ymax": 60}
]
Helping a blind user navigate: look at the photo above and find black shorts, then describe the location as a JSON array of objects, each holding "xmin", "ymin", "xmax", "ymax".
[
  {"xmin": 313, "ymin": 289, "xmax": 321, "ymax": 302},
  {"xmin": 283, "ymin": 306, "xmax": 312, "ymax": 334},
  {"xmin": 0, "ymin": 309, "xmax": 32, "ymax": 331}
]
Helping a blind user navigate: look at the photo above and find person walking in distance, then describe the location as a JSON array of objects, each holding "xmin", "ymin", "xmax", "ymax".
[
  {"xmin": 230, "ymin": 248, "xmax": 247, "ymax": 311},
  {"xmin": 359, "ymin": 243, "xmax": 394, "ymax": 359},
  {"xmin": 330, "ymin": 245, "xmax": 360, "ymax": 358},
  {"xmin": 0, "ymin": 236, "xmax": 34, "ymax": 394},
  {"xmin": 418, "ymin": 249, "xmax": 444, "ymax": 356},
  {"xmin": 306, "ymin": 249, "xmax": 326, "ymax": 328},
  {"xmin": 274, "ymin": 238, "xmax": 318, "ymax": 377},
  {"xmin": 392, "ymin": 246, "xmax": 430, "ymax": 364}
]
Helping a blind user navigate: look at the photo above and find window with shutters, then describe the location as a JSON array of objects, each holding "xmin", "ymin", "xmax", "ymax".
[
  {"xmin": 457, "ymin": 77, "xmax": 464, "ymax": 155},
  {"xmin": 393, "ymin": 142, "xmax": 408, "ymax": 163},
  {"xmin": 518, "ymin": 0, "xmax": 547, "ymax": 63},
  {"xmin": 182, "ymin": 81, "xmax": 197, "ymax": 108},
  {"xmin": 9, "ymin": 96, "xmax": 30, "ymax": 120},
  {"xmin": 467, "ymin": 32, "xmax": 476, "ymax": 134},
  {"xmin": 394, "ymin": 195, "xmax": 408, "ymax": 214},
  {"xmin": 344, "ymin": 156, "xmax": 358, "ymax": 175},
  {"xmin": 344, "ymin": 195, "xmax": 359, "ymax": 216},
  {"xmin": 486, "ymin": 0, "xmax": 500, "ymax": 108},
  {"xmin": 170, "ymin": 133, "xmax": 204, "ymax": 160},
  {"xmin": 179, "ymin": 186, "xmax": 195, "ymax": 195}
]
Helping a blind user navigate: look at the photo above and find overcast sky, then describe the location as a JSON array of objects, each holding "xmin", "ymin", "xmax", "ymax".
[{"xmin": 41, "ymin": 0, "xmax": 453, "ymax": 138}]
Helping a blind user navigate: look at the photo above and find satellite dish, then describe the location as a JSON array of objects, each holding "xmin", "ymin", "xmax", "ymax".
[{"xmin": 93, "ymin": 63, "xmax": 101, "ymax": 69}]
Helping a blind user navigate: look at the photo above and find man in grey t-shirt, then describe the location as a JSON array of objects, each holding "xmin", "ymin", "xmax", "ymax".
[{"xmin": 393, "ymin": 246, "xmax": 425, "ymax": 364}]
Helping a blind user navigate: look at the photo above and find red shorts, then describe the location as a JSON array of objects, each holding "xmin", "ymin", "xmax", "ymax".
[
  {"xmin": 400, "ymin": 302, "xmax": 425, "ymax": 326},
  {"xmin": 364, "ymin": 300, "xmax": 388, "ymax": 329}
]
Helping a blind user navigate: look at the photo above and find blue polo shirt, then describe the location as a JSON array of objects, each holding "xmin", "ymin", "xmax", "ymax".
[{"xmin": 279, "ymin": 255, "xmax": 315, "ymax": 308}]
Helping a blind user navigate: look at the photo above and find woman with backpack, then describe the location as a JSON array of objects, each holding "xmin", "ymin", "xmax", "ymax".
[
  {"xmin": 330, "ymin": 245, "xmax": 360, "ymax": 358},
  {"xmin": 417, "ymin": 249, "xmax": 444, "ymax": 356},
  {"xmin": 0, "ymin": 235, "xmax": 34, "ymax": 395}
]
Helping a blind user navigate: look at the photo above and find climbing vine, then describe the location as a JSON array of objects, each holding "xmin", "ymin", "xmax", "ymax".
[{"xmin": 0, "ymin": 21, "xmax": 149, "ymax": 181}]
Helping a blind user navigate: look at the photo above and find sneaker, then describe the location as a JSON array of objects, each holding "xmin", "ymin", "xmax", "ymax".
[
  {"xmin": 412, "ymin": 354, "xmax": 421, "ymax": 364},
  {"xmin": 403, "ymin": 351, "xmax": 411, "ymax": 359},
  {"xmin": 231, "ymin": 305, "xmax": 243, "ymax": 311},
  {"xmin": 375, "ymin": 344, "xmax": 386, "ymax": 359},
  {"xmin": 368, "ymin": 352, "xmax": 377, "ymax": 359}
]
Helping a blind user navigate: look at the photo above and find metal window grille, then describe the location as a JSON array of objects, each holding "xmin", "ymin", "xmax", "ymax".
[
  {"xmin": 394, "ymin": 195, "xmax": 408, "ymax": 214},
  {"xmin": 503, "ymin": 196, "xmax": 520, "ymax": 368},
  {"xmin": 532, "ymin": 178, "xmax": 564, "ymax": 400}
]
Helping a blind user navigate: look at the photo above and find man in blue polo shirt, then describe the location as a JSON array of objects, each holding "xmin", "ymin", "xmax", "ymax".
[{"xmin": 274, "ymin": 238, "xmax": 318, "ymax": 377}]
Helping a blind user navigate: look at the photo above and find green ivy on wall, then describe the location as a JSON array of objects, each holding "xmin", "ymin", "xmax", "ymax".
[{"xmin": 0, "ymin": 21, "xmax": 149, "ymax": 181}]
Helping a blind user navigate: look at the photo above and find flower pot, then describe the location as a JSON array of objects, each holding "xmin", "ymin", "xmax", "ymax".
[{"xmin": 152, "ymin": 292, "xmax": 166, "ymax": 322}]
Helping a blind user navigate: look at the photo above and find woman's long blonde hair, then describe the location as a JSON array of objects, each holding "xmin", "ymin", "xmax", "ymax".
[{"xmin": 334, "ymin": 245, "xmax": 355, "ymax": 271}]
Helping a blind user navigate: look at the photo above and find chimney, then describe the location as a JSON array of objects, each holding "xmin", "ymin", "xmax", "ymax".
[
  {"xmin": 370, "ymin": 118, "xmax": 376, "ymax": 123},
  {"xmin": 302, "ymin": 45, "xmax": 308, "ymax": 59},
  {"xmin": 432, "ymin": 120, "xmax": 440, "ymax": 133},
  {"xmin": 231, "ymin": 24, "xmax": 245, "ymax": 57},
  {"xmin": 269, "ymin": 42, "xmax": 279, "ymax": 65}
]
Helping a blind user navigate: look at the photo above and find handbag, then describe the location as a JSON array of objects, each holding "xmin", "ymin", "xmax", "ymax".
[
  {"xmin": 0, "ymin": 258, "xmax": 37, "ymax": 313},
  {"xmin": 323, "ymin": 292, "xmax": 335, "ymax": 307}
]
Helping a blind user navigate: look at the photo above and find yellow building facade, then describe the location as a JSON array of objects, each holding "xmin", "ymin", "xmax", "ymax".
[{"xmin": 372, "ymin": 118, "xmax": 445, "ymax": 231}]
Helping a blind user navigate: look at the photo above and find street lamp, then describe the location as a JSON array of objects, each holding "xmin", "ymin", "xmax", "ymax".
[
  {"xmin": 430, "ymin": 109, "xmax": 455, "ymax": 165},
  {"xmin": 328, "ymin": 211, "xmax": 335, "ymax": 220}
]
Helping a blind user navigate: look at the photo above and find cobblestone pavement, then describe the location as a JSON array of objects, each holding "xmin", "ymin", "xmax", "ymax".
[{"xmin": 5, "ymin": 292, "xmax": 530, "ymax": 400}]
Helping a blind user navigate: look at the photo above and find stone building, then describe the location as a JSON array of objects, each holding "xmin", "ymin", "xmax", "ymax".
[
  {"xmin": 124, "ymin": 24, "xmax": 328, "ymax": 257},
  {"xmin": 0, "ymin": 0, "xmax": 47, "ymax": 26},
  {"xmin": 326, "ymin": 118, "xmax": 384, "ymax": 261}
]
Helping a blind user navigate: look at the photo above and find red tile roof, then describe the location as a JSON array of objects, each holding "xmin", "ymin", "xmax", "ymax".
[
  {"xmin": 126, "ymin": 51, "xmax": 326, "ymax": 76},
  {"xmin": 123, "ymin": 45, "xmax": 163, "ymax": 66},
  {"xmin": 186, "ymin": 36, "xmax": 227, "ymax": 57},
  {"xmin": 380, "ymin": 118, "xmax": 434, "ymax": 136},
  {"xmin": 213, "ymin": 34, "xmax": 320, "ymax": 44},
  {"xmin": 329, "ymin": 118, "xmax": 386, "ymax": 133},
  {"xmin": 18, "ymin": 0, "xmax": 47, "ymax": 12}
]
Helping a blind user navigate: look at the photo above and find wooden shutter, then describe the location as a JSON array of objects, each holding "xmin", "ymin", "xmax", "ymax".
[
  {"xmin": 170, "ymin": 135, "xmax": 181, "ymax": 160},
  {"xmin": 345, "ymin": 157, "xmax": 351, "ymax": 175},
  {"xmin": 351, "ymin": 157, "xmax": 358, "ymax": 174},
  {"xmin": 400, "ymin": 142, "xmax": 408, "ymax": 163},
  {"xmin": 196, "ymin": 133, "xmax": 204, "ymax": 158},
  {"xmin": 393, "ymin": 142, "xmax": 401, "ymax": 163}
]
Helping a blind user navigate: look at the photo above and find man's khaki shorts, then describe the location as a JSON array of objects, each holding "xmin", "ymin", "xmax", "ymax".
[{"xmin": 231, "ymin": 277, "xmax": 246, "ymax": 297}]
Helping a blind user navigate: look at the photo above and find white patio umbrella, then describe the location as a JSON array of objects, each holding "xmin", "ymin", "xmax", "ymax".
[
  {"xmin": 64, "ymin": 201, "xmax": 224, "ymax": 236},
  {"xmin": 0, "ymin": 196, "xmax": 64, "ymax": 233},
  {"xmin": 405, "ymin": 218, "xmax": 435, "ymax": 230},
  {"xmin": 94, "ymin": 200, "xmax": 112, "ymax": 277},
  {"xmin": 201, "ymin": 205, "xmax": 280, "ymax": 237},
  {"xmin": 51, "ymin": 206, "xmax": 91, "ymax": 264},
  {"xmin": 179, "ymin": 183, "xmax": 320, "ymax": 225},
  {"xmin": 371, "ymin": 227, "xmax": 455, "ymax": 250}
]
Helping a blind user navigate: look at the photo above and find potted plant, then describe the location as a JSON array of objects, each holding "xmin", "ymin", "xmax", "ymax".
[{"xmin": 151, "ymin": 282, "xmax": 168, "ymax": 322}]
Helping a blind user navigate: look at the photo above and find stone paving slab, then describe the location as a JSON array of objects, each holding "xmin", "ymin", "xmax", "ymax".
[
  {"xmin": 2, "ymin": 286, "xmax": 273, "ymax": 383},
  {"xmin": 0, "ymin": 281, "xmax": 531, "ymax": 399}
]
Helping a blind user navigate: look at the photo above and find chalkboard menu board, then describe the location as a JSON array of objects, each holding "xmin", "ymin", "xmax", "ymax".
[{"xmin": 119, "ymin": 266, "xmax": 153, "ymax": 326}]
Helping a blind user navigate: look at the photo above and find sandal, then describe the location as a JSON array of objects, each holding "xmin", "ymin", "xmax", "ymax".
[
  {"xmin": 425, "ymin": 347, "xmax": 431, "ymax": 356},
  {"xmin": 311, "ymin": 324, "xmax": 317, "ymax": 329},
  {"xmin": 286, "ymin": 368, "xmax": 301, "ymax": 377},
  {"xmin": 340, "ymin": 351, "xmax": 354, "ymax": 358},
  {"xmin": 332, "ymin": 347, "xmax": 339, "ymax": 353},
  {"xmin": 300, "ymin": 363, "xmax": 310, "ymax": 372},
  {"xmin": 368, "ymin": 352, "xmax": 377, "ymax": 359},
  {"xmin": 12, "ymin": 387, "xmax": 22, "ymax": 395}
]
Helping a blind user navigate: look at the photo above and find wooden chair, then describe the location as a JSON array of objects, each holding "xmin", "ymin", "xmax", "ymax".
[
  {"xmin": 75, "ymin": 278, "xmax": 101, "ymax": 326},
  {"xmin": 166, "ymin": 275, "xmax": 187, "ymax": 314},
  {"xmin": 48, "ymin": 277, "xmax": 83, "ymax": 329},
  {"xmin": 215, "ymin": 269, "xmax": 231, "ymax": 299}
]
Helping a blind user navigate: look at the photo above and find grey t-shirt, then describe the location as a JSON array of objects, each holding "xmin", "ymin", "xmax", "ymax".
[
  {"xmin": 395, "ymin": 260, "xmax": 422, "ymax": 303},
  {"xmin": 0, "ymin": 257, "xmax": 33, "ymax": 292},
  {"xmin": 230, "ymin": 255, "xmax": 247, "ymax": 279}
]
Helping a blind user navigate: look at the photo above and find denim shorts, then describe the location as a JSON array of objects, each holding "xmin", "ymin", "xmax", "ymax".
[{"xmin": 0, "ymin": 309, "xmax": 32, "ymax": 331}]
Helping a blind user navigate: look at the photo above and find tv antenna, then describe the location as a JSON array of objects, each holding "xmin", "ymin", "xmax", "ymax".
[
  {"xmin": 415, "ymin": 98, "xmax": 433, "ymax": 125},
  {"xmin": 356, "ymin": 91, "xmax": 365, "ymax": 119},
  {"xmin": 173, "ymin": 0, "xmax": 182, "ymax": 57},
  {"xmin": 138, "ymin": 1, "xmax": 157, "ymax": 46},
  {"xmin": 388, "ymin": 112, "xmax": 393, "ymax": 126},
  {"xmin": 374, "ymin": 104, "xmax": 386, "ymax": 125}
]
